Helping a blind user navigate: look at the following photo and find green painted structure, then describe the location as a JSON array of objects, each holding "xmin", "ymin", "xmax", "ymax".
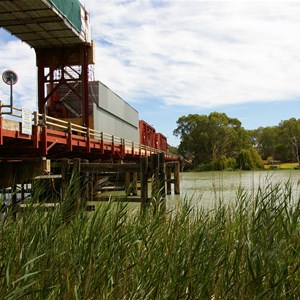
[{"xmin": 47, "ymin": 0, "xmax": 82, "ymax": 33}]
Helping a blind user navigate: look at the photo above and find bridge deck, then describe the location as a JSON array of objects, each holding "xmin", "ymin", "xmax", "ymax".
[{"xmin": 0, "ymin": 106, "xmax": 177, "ymax": 162}]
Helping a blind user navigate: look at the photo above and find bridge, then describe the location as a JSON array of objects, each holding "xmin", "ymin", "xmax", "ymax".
[
  {"xmin": 0, "ymin": 0, "xmax": 180, "ymax": 207},
  {"xmin": 0, "ymin": 103, "xmax": 176, "ymax": 161}
]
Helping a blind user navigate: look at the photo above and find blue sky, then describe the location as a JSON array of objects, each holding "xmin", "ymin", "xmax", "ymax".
[{"xmin": 1, "ymin": 0, "xmax": 300, "ymax": 146}]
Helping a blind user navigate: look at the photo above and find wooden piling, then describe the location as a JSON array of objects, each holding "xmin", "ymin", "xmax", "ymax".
[
  {"xmin": 125, "ymin": 171, "xmax": 138, "ymax": 196},
  {"xmin": 132, "ymin": 172, "xmax": 138, "ymax": 195},
  {"xmin": 81, "ymin": 159, "xmax": 89, "ymax": 204},
  {"xmin": 150, "ymin": 153, "xmax": 166, "ymax": 212},
  {"xmin": 57, "ymin": 155, "xmax": 180, "ymax": 215},
  {"xmin": 159, "ymin": 153, "xmax": 166, "ymax": 198},
  {"xmin": 89, "ymin": 172, "xmax": 94, "ymax": 201},
  {"xmin": 0, "ymin": 153, "xmax": 183, "ymax": 217},
  {"xmin": 151, "ymin": 154, "xmax": 159, "ymax": 198},
  {"xmin": 165, "ymin": 161, "xmax": 181, "ymax": 196},
  {"xmin": 174, "ymin": 161, "xmax": 180, "ymax": 195},
  {"xmin": 72, "ymin": 158, "xmax": 81, "ymax": 211},
  {"xmin": 61, "ymin": 158, "xmax": 69, "ymax": 201},
  {"xmin": 125, "ymin": 171, "xmax": 130, "ymax": 194},
  {"xmin": 140, "ymin": 156, "xmax": 148, "ymax": 212},
  {"xmin": 166, "ymin": 164, "xmax": 172, "ymax": 195},
  {"xmin": 159, "ymin": 153, "xmax": 166, "ymax": 212},
  {"xmin": 11, "ymin": 185, "xmax": 17, "ymax": 219}
]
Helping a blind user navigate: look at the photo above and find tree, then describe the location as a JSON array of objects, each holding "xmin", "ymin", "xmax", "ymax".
[
  {"xmin": 278, "ymin": 118, "xmax": 300, "ymax": 165},
  {"xmin": 252, "ymin": 126, "xmax": 281, "ymax": 160},
  {"xmin": 173, "ymin": 114, "xmax": 207, "ymax": 165},
  {"xmin": 173, "ymin": 112, "xmax": 251, "ymax": 167},
  {"xmin": 249, "ymin": 147, "xmax": 264, "ymax": 169},
  {"xmin": 236, "ymin": 148, "xmax": 264, "ymax": 170},
  {"xmin": 236, "ymin": 149, "xmax": 253, "ymax": 170}
]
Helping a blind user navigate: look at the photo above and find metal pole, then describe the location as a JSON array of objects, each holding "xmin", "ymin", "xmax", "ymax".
[
  {"xmin": 10, "ymin": 80, "xmax": 13, "ymax": 114},
  {"xmin": 82, "ymin": 44, "xmax": 89, "ymax": 128}
]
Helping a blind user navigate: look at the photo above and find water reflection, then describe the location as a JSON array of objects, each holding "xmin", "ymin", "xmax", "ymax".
[{"xmin": 167, "ymin": 170, "xmax": 300, "ymax": 209}]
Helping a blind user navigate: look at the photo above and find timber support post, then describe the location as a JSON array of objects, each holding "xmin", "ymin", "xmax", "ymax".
[
  {"xmin": 61, "ymin": 158, "xmax": 70, "ymax": 201},
  {"xmin": 150, "ymin": 153, "xmax": 166, "ymax": 213},
  {"xmin": 125, "ymin": 171, "xmax": 130, "ymax": 194},
  {"xmin": 140, "ymin": 156, "xmax": 148, "ymax": 213},
  {"xmin": 159, "ymin": 153, "xmax": 166, "ymax": 212},
  {"xmin": 81, "ymin": 159, "xmax": 89, "ymax": 206},
  {"xmin": 174, "ymin": 161, "xmax": 180, "ymax": 195},
  {"xmin": 125, "ymin": 171, "xmax": 138, "ymax": 196},
  {"xmin": 11, "ymin": 185, "xmax": 18, "ymax": 219},
  {"xmin": 132, "ymin": 172, "xmax": 138, "ymax": 195},
  {"xmin": 72, "ymin": 158, "xmax": 82, "ymax": 212},
  {"xmin": 166, "ymin": 164, "xmax": 172, "ymax": 195},
  {"xmin": 165, "ymin": 161, "xmax": 181, "ymax": 195},
  {"xmin": 61, "ymin": 158, "xmax": 83, "ymax": 220}
]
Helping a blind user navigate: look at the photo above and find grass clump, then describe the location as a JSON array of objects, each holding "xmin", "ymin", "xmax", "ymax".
[{"xmin": 0, "ymin": 181, "xmax": 300, "ymax": 299}]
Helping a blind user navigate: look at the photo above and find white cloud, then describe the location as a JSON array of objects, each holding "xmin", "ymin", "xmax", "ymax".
[
  {"xmin": 0, "ymin": 39, "xmax": 36, "ymax": 111},
  {"xmin": 1, "ymin": 0, "xmax": 300, "ymax": 113},
  {"xmin": 83, "ymin": 0, "xmax": 300, "ymax": 108}
]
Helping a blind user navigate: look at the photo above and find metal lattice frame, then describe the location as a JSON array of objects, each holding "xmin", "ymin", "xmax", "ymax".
[{"xmin": 36, "ymin": 44, "xmax": 91, "ymax": 127}]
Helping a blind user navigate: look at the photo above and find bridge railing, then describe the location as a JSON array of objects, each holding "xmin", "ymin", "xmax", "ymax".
[
  {"xmin": 0, "ymin": 103, "xmax": 178, "ymax": 159},
  {"xmin": 36, "ymin": 112, "xmax": 168, "ymax": 156},
  {"xmin": 0, "ymin": 101, "xmax": 23, "ymax": 118}
]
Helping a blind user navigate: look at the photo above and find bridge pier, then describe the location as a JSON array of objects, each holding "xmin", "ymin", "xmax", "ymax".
[
  {"xmin": 150, "ymin": 153, "xmax": 166, "ymax": 212},
  {"xmin": 0, "ymin": 158, "xmax": 50, "ymax": 189},
  {"xmin": 58, "ymin": 154, "xmax": 180, "ymax": 214},
  {"xmin": 166, "ymin": 161, "xmax": 181, "ymax": 195},
  {"xmin": 1, "ymin": 154, "xmax": 181, "ymax": 216}
]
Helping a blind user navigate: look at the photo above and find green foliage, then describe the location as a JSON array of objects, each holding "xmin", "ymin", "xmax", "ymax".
[
  {"xmin": 210, "ymin": 156, "xmax": 227, "ymax": 171},
  {"xmin": 210, "ymin": 155, "xmax": 237, "ymax": 171},
  {"xmin": 236, "ymin": 148, "xmax": 264, "ymax": 170},
  {"xmin": 279, "ymin": 118, "xmax": 300, "ymax": 165},
  {"xmin": 267, "ymin": 156, "xmax": 273, "ymax": 164},
  {"xmin": 167, "ymin": 145, "xmax": 179, "ymax": 156},
  {"xmin": 253, "ymin": 126, "xmax": 280, "ymax": 160},
  {"xmin": 237, "ymin": 149, "xmax": 253, "ymax": 170},
  {"xmin": 226, "ymin": 156, "xmax": 237, "ymax": 170},
  {"xmin": 0, "ymin": 181, "xmax": 300, "ymax": 298},
  {"xmin": 249, "ymin": 147, "xmax": 264, "ymax": 169},
  {"xmin": 250, "ymin": 118, "xmax": 300, "ymax": 163},
  {"xmin": 174, "ymin": 112, "xmax": 250, "ymax": 167},
  {"xmin": 175, "ymin": 113, "xmax": 300, "ymax": 168},
  {"xmin": 194, "ymin": 163, "xmax": 211, "ymax": 172}
]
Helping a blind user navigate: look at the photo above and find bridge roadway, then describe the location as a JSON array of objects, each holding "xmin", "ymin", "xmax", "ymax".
[{"xmin": 0, "ymin": 105, "xmax": 177, "ymax": 162}]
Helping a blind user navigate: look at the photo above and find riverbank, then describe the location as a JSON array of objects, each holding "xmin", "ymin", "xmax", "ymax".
[{"xmin": 264, "ymin": 162, "xmax": 299, "ymax": 170}]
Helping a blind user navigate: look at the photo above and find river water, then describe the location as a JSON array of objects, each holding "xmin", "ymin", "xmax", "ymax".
[{"xmin": 166, "ymin": 170, "xmax": 300, "ymax": 209}]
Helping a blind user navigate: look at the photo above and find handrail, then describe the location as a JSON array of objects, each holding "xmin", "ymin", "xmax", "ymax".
[
  {"xmin": 0, "ymin": 103, "xmax": 179, "ymax": 159},
  {"xmin": 0, "ymin": 101, "xmax": 23, "ymax": 118}
]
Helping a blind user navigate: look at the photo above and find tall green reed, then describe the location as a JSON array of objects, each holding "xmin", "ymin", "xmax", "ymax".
[{"xmin": 0, "ymin": 178, "xmax": 299, "ymax": 299}]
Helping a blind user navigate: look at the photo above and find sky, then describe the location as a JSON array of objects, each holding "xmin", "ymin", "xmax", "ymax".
[{"xmin": 1, "ymin": 0, "xmax": 300, "ymax": 146}]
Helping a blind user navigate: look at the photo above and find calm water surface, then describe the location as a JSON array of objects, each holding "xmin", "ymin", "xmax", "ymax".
[{"xmin": 167, "ymin": 170, "xmax": 300, "ymax": 209}]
